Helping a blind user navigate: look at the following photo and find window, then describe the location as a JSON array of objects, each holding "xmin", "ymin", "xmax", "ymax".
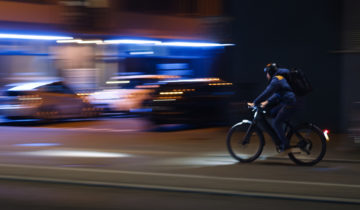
[{"xmin": 45, "ymin": 83, "xmax": 75, "ymax": 94}]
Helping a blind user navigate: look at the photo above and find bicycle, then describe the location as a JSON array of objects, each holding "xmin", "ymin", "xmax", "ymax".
[{"xmin": 226, "ymin": 106, "xmax": 327, "ymax": 166}]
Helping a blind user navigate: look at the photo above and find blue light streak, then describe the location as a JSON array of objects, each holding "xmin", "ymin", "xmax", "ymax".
[
  {"xmin": 14, "ymin": 143, "xmax": 61, "ymax": 147},
  {"xmin": 104, "ymin": 39, "xmax": 161, "ymax": 45},
  {"xmin": 129, "ymin": 51, "xmax": 154, "ymax": 55},
  {"xmin": 0, "ymin": 33, "xmax": 73, "ymax": 40},
  {"xmin": 103, "ymin": 39, "xmax": 235, "ymax": 47},
  {"xmin": 159, "ymin": 42, "xmax": 235, "ymax": 47}
]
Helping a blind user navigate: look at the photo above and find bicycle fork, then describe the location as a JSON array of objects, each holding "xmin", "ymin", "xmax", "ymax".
[{"xmin": 242, "ymin": 122, "xmax": 255, "ymax": 145}]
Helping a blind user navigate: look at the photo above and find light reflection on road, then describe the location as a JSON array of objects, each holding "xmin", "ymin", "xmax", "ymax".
[
  {"xmin": 13, "ymin": 150, "xmax": 130, "ymax": 158},
  {"xmin": 14, "ymin": 143, "xmax": 62, "ymax": 147}
]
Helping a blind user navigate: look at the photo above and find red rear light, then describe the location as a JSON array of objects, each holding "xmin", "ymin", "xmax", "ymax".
[{"xmin": 323, "ymin": 129, "xmax": 330, "ymax": 141}]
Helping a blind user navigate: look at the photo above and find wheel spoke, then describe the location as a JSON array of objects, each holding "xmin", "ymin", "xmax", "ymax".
[
  {"xmin": 227, "ymin": 122, "xmax": 264, "ymax": 163},
  {"xmin": 288, "ymin": 124, "xmax": 326, "ymax": 166}
]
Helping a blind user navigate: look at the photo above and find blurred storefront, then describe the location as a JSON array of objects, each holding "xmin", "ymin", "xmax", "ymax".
[
  {"xmin": 0, "ymin": 0, "xmax": 64, "ymax": 86},
  {"xmin": 0, "ymin": 0, "xmax": 233, "ymax": 91}
]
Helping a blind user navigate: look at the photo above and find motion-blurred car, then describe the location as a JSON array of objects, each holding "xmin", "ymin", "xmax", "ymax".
[
  {"xmin": 142, "ymin": 78, "xmax": 235, "ymax": 125},
  {"xmin": 87, "ymin": 75, "xmax": 179, "ymax": 112},
  {"xmin": 0, "ymin": 80, "xmax": 100, "ymax": 120}
]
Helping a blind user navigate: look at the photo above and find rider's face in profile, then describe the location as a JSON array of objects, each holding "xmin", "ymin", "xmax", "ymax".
[{"xmin": 266, "ymin": 72, "xmax": 271, "ymax": 81}]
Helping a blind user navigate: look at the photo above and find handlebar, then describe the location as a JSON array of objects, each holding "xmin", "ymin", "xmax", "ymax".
[
  {"xmin": 248, "ymin": 104, "xmax": 260, "ymax": 110},
  {"xmin": 248, "ymin": 105, "xmax": 267, "ymax": 115}
]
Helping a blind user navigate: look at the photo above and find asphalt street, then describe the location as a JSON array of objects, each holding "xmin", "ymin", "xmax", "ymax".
[{"xmin": 0, "ymin": 116, "xmax": 359, "ymax": 209}]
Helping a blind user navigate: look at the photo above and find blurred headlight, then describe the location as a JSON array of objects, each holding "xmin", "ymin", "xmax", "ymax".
[
  {"xmin": 17, "ymin": 95, "xmax": 42, "ymax": 105},
  {"xmin": 160, "ymin": 91, "xmax": 183, "ymax": 95},
  {"xmin": 159, "ymin": 89, "xmax": 195, "ymax": 95},
  {"xmin": 208, "ymin": 83, "xmax": 233, "ymax": 86}
]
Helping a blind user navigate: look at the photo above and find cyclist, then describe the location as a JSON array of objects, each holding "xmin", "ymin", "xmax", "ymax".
[{"xmin": 248, "ymin": 63, "xmax": 297, "ymax": 152}]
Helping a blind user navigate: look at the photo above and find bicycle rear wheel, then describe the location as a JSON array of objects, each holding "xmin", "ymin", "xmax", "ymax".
[
  {"xmin": 226, "ymin": 121, "xmax": 264, "ymax": 163},
  {"xmin": 287, "ymin": 123, "xmax": 326, "ymax": 166}
]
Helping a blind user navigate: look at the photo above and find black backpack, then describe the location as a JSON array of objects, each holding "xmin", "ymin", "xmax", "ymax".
[{"xmin": 280, "ymin": 68, "xmax": 313, "ymax": 96}]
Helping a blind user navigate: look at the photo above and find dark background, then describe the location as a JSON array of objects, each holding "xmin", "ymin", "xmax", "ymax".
[{"xmin": 221, "ymin": 0, "xmax": 359, "ymax": 132}]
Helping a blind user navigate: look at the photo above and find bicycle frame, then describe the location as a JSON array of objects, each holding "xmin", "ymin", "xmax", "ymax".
[
  {"xmin": 249, "ymin": 106, "xmax": 282, "ymax": 146},
  {"xmin": 250, "ymin": 106, "xmax": 309, "ymax": 148},
  {"xmin": 228, "ymin": 106, "xmax": 327, "ymax": 165}
]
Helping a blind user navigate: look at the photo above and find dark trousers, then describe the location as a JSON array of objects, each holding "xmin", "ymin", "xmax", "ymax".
[{"xmin": 270, "ymin": 104, "xmax": 297, "ymax": 147}]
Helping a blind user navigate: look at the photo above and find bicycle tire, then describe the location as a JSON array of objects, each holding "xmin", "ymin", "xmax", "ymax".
[
  {"xmin": 287, "ymin": 123, "xmax": 326, "ymax": 166},
  {"xmin": 226, "ymin": 120, "xmax": 265, "ymax": 163}
]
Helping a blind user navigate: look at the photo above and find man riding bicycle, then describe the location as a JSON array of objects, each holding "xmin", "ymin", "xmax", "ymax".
[{"xmin": 248, "ymin": 63, "xmax": 297, "ymax": 152}]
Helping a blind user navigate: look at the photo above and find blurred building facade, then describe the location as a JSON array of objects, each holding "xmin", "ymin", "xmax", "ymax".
[
  {"xmin": 0, "ymin": 0, "xmax": 232, "ymax": 90},
  {"xmin": 0, "ymin": 0, "xmax": 63, "ymax": 86}
]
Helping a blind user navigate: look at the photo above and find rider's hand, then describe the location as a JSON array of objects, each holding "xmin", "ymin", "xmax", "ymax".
[
  {"xmin": 247, "ymin": 102, "xmax": 255, "ymax": 107},
  {"xmin": 260, "ymin": 100, "xmax": 268, "ymax": 108}
]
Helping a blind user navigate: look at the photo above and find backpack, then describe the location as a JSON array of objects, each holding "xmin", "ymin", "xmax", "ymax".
[{"xmin": 279, "ymin": 68, "xmax": 313, "ymax": 96}]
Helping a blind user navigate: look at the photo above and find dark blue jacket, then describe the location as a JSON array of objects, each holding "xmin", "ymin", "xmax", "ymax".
[{"xmin": 253, "ymin": 68, "xmax": 296, "ymax": 106}]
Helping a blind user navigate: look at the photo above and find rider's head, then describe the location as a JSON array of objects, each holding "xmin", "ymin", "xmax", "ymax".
[{"xmin": 264, "ymin": 63, "xmax": 278, "ymax": 80}]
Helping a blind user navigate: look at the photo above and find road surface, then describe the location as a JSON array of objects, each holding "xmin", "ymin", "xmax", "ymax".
[{"xmin": 0, "ymin": 116, "xmax": 359, "ymax": 209}]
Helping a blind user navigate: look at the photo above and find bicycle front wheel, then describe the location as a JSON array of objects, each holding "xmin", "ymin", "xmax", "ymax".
[
  {"xmin": 226, "ymin": 121, "xmax": 264, "ymax": 163},
  {"xmin": 287, "ymin": 123, "xmax": 326, "ymax": 166}
]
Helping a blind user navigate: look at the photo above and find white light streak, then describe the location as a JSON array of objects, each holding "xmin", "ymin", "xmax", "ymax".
[
  {"xmin": 78, "ymin": 40, "xmax": 103, "ymax": 44},
  {"xmin": 56, "ymin": 39, "xmax": 82, "ymax": 43},
  {"xmin": 106, "ymin": 80, "xmax": 130, "ymax": 84},
  {"xmin": 18, "ymin": 150, "xmax": 130, "ymax": 158},
  {"xmin": 0, "ymin": 34, "xmax": 73, "ymax": 40},
  {"xmin": 8, "ymin": 81, "xmax": 54, "ymax": 91},
  {"xmin": 129, "ymin": 51, "xmax": 154, "ymax": 55}
]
